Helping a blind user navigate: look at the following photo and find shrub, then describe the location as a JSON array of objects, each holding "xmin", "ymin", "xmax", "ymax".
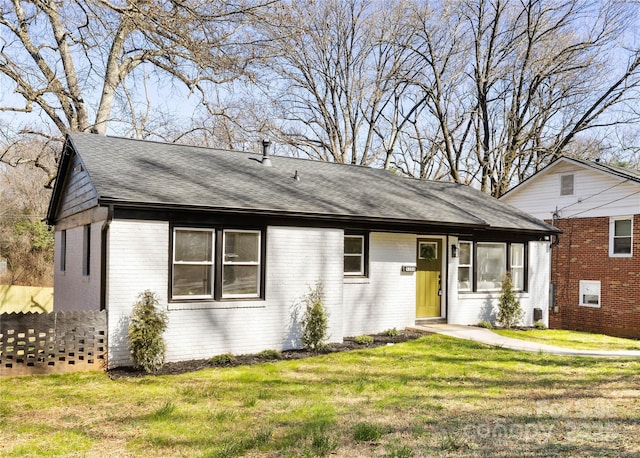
[
  {"xmin": 534, "ymin": 320, "xmax": 547, "ymax": 330},
  {"xmin": 127, "ymin": 290, "xmax": 168, "ymax": 373},
  {"xmin": 477, "ymin": 320, "xmax": 493, "ymax": 329},
  {"xmin": 382, "ymin": 327, "xmax": 400, "ymax": 337},
  {"xmin": 354, "ymin": 334, "xmax": 374, "ymax": 346},
  {"xmin": 301, "ymin": 282, "xmax": 329, "ymax": 352},
  {"xmin": 211, "ymin": 353, "xmax": 236, "ymax": 366},
  {"xmin": 257, "ymin": 349, "xmax": 281, "ymax": 360},
  {"xmin": 497, "ymin": 273, "xmax": 523, "ymax": 329}
]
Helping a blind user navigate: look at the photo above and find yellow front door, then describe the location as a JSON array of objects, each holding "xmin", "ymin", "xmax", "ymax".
[{"xmin": 416, "ymin": 239, "xmax": 442, "ymax": 318}]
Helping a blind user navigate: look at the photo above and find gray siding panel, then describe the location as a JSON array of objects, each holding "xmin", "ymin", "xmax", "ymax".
[{"xmin": 58, "ymin": 154, "xmax": 99, "ymax": 219}]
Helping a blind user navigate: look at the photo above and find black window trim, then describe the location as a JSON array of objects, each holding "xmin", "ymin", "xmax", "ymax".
[
  {"xmin": 172, "ymin": 227, "xmax": 216, "ymax": 300},
  {"xmin": 82, "ymin": 224, "xmax": 90, "ymax": 276},
  {"xmin": 169, "ymin": 224, "xmax": 266, "ymax": 303},
  {"xmin": 60, "ymin": 229, "xmax": 67, "ymax": 272},
  {"xmin": 344, "ymin": 231, "xmax": 369, "ymax": 277},
  {"xmin": 459, "ymin": 240, "xmax": 528, "ymax": 293}
]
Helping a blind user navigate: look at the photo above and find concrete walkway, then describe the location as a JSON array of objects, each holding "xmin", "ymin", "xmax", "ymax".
[{"xmin": 410, "ymin": 323, "xmax": 640, "ymax": 358}]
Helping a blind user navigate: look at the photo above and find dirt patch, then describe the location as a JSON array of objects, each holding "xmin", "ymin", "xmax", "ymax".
[{"xmin": 108, "ymin": 330, "xmax": 425, "ymax": 379}]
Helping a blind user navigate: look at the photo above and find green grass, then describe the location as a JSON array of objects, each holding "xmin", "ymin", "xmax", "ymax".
[
  {"xmin": 1, "ymin": 335, "xmax": 639, "ymax": 457},
  {"xmin": 493, "ymin": 328, "xmax": 640, "ymax": 351}
]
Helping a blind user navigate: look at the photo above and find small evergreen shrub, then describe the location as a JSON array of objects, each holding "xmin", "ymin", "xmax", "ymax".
[
  {"xmin": 477, "ymin": 320, "xmax": 493, "ymax": 329},
  {"xmin": 211, "ymin": 353, "xmax": 236, "ymax": 366},
  {"xmin": 497, "ymin": 273, "xmax": 523, "ymax": 329},
  {"xmin": 127, "ymin": 290, "xmax": 168, "ymax": 373},
  {"xmin": 257, "ymin": 349, "xmax": 282, "ymax": 360},
  {"xmin": 354, "ymin": 334, "xmax": 374, "ymax": 346},
  {"xmin": 382, "ymin": 328, "xmax": 400, "ymax": 337},
  {"xmin": 301, "ymin": 282, "xmax": 329, "ymax": 352},
  {"xmin": 534, "ymin": 320, "xmax": 547, "ymax": 330}
]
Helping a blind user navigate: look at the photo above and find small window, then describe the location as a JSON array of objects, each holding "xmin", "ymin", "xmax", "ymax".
[
  {"xmin": 477, "ymin": 243, "xmax": 506, "ymax": 291},
  {"xmin": 579, "ymin": 280, "xmax": 601, "ymax": 307},
  {"xmin": 510, "ymin": 243, "xmax": 525, "ymax": 291},
  {"xmin": 60, "ymin": 230, "xmax": 67, "ymax": 272},
  {"xmin": 458, "ymin": 241, "xmax": 473, "ymax": 291},
  {"xmin": 610, "ymin": 217, "xmax": 632, "ymax": 257},
  {"xmin": 418, "ymin": 241, "xmax": 438, "ymax": 260},
  {"xmin": 82, "ymin": 225, "xmax": 91, "ymax": 276},
  {"xmin": 344, "ymin": 235, "xmax": 365, "ymax": 276},
  {"xmin": 172, "ymin": 228, "xmax": 214, "ymax": 299},
  {"xmin": 560, "ymin": 174, "xmax": 574, "ymax": 196},
  {"xmin": 222, "ymin": 230, "xmax": 261, "ymax": 298}
]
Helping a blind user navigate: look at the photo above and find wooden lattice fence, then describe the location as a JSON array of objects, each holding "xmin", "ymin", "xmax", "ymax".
[{"xmin": 0, "ymin": 311, "xmax": 107, "ymax": 376}]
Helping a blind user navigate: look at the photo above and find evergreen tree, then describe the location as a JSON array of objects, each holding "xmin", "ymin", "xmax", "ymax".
[{"xmin": 497, "ymin": 273, "xmax": 523, "ymax": 329}]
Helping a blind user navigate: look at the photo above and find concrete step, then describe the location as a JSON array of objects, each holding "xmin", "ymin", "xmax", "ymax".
[{"xmin": 415, "ymin": 318, "xmax": 447, "ymax": 325}]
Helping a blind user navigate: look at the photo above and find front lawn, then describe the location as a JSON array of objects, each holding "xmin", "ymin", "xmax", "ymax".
[
  {"xmin": 1, "ymin": 335, "xmax": 639, "ymax": 457},
  {"xmin": 492, "ymin": 329, "xmax": 640, "ymax": 351}
]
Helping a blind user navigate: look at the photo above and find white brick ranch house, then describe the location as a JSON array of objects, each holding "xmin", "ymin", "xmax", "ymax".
[{"xmin": 46, "ymin": 133, "xmax": 559, "ymax": 368}]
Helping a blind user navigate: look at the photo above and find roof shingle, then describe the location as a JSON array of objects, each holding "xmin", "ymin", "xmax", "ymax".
[{"xmin": 56, "ymin": 132, "xmax": 556, "ymax": 234}]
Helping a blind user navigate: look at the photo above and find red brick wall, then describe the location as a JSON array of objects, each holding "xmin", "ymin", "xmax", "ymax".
[{"xmin": 549, "ymin": 215, "xmax": 640, "ymax": 338}]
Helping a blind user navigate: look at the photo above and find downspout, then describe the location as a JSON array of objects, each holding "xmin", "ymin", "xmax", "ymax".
[
  {"xmin": 549, "ymin": 208, "xmax": 560, "ymax": 315},
  {"xmin": 100, "ymin": 205, "xmax": 114, "ymax": 311},
  {"xmin": 444, "ymin": 235, "xmax": 449, "ymax": 322}
]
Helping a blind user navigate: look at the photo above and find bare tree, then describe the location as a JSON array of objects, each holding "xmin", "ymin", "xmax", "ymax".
[
  {"xmin": 258, "ymin": 0, "xmax": 419, "ymax": 166},
  {"xmin": 0, "ymin": 0, "xmax": 272, "ymax": 177},
  {"xmin": 400, "ymin": 0, "xmax": 640, "ymax": 195}
]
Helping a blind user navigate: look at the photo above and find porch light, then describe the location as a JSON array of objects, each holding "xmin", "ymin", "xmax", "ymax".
[{"xmin": 451, "ymin": 244, "xmax": 458, "ymax": 258}]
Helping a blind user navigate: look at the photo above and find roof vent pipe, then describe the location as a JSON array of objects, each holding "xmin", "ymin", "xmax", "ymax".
[{"xmin": 261, "ymin": 139, "xmax": 272, "ymax": 167}]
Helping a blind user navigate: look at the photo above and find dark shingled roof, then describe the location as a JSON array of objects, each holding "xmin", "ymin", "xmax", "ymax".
[
  {"xmin": 49, "ymin": 132, "xmax": 557, "ymax": 234},
  {"xmin": 565, "ymin": 157, "xmax": 640, "ymax": 183}
]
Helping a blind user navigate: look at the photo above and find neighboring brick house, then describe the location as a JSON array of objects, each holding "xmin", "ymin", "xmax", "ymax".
[
  {"xmin": 502, "ymin": 157, "xmax": 640, "ymax": 338},
  {"xmin": 47, "ymin": 133, "xmax": 557, "ymax": 368}
]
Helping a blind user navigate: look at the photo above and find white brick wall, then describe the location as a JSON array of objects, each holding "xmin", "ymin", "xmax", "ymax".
[
  {"xmin": 107, "ymin": 220, "xmax": 169, "ymax": 366},
  {"xmin": 448, "ymin": 241, "xmax": 550, "ymax": 326},
  {"xmin": 103, "ymin": 219, "xmax": 551, "ymax": 368},
  {"xmin": 53, "ymin": 223, "xmax": 102, "ymax": 311},
  {"xmin": 342, "ymin": 233, "xmax": 417, "ymax": 335},
  {"xmin": 106, "ymin": 222, "xmax": 344, "ymax": 368}
]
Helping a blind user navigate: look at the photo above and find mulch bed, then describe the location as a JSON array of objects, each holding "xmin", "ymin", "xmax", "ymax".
[{"xmin": 108, "ymin": 330, "xmax": 426, "ymax": 379}]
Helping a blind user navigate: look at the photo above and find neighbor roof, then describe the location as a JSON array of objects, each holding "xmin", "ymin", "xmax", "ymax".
[{"xmin": 47, "ymin": 132, "xmax": 557, "ymax": 235}]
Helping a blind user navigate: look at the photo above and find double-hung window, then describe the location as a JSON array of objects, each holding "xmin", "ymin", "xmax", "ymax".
[
  {"xmin": 344, "ymin": 234, "xmax": 367, "ymax": 276},
  {"xmin": 510, "ymin": 243, "xmax": 525, "ymax": 290},
  {"xmin": 171, "ymin": 227, "xmax": 263, "ymax": 301},
  {"xmin": 610, "ymin": 217, "xmax": 632, "ymax": 257},
  {"xmin": 172, "ymin": 228, "xmax": 215, "ymax": 299},
  {"xmin": 223, "ymin": 230, "xmax": 261, "ymax": 298},
  {"xmin": 457, "ymin": 241, "xmax": 473, "ymax": 291}
]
